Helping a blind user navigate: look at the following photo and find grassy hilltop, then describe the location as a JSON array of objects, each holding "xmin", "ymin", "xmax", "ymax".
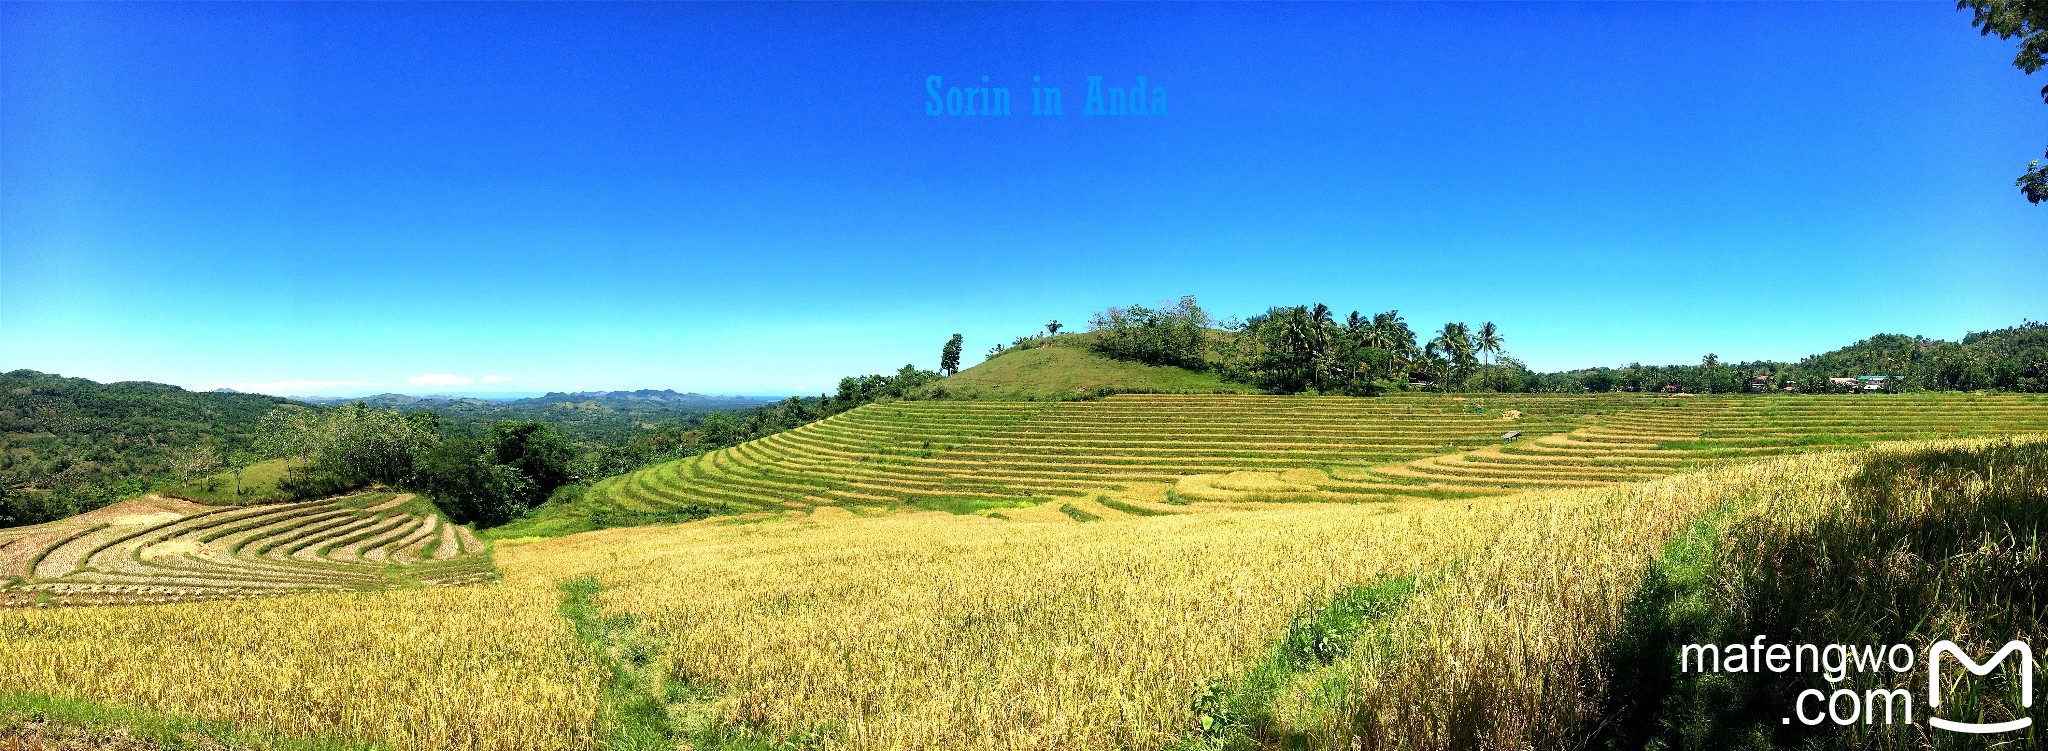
[{"xmin": 919, "ymin": 337, "xmax": 1254, "ymax": 401}]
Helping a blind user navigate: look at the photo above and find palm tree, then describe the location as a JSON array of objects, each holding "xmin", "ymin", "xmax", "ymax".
[
  {"xmin": 1344, "ymin": 310, "xmax": 1367, "ymax": 338},
  {"xmin": 1476, "ymin": 322, "xmax": 1502, "ymax": 368},
  {"xmin": 1433, "ymin": 322, "xmax": 1476, "ymax": 391},
  {"xmin": 1046, "ymin": 320, "xmax": 1062, "ymax": 336},
  {"xmin": 1419, "ymin": 343, "xmax": 1449, "ymax": 392},
  {"xmin": 1368, "ymin": 310, "xmax": 1416, "ymax": 380},
  {"xmin": 1308, "ymin": 303, "xmax": 1333, "ymax": 330}
]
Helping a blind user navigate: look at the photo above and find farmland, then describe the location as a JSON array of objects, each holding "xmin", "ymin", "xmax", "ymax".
[
  {"xmin": 0, "ymin": 491, "xmax": 492, "ymax": 607},
  {"xmin": 0, "ymin": 392, "xmax": 2044, "ymax": 750},
  {"xmin": 506, "ymin": 392, "xmax": 2048, "ymax": 535}
]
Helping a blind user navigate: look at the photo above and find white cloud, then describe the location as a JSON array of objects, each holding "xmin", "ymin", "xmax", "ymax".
[
  {"xmin": 407, "ymin": 373, "xmax": 474, "ymax": 387},
  {"xmin": 481, "ymin": 374, "xmax": 514, "ymax": 384},
  {"xmin": 208, "ymin": 379, "xmax": 379, "ymax": 395}
]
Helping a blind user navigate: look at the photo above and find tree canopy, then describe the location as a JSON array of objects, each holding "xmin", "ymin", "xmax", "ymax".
[
  {"xmin": 940, "ymin": 334, "xmax": 964, "ymax": 376},
  {"xmin": 1960, "ymin": 0, "xmax": 2048, "ymax": 203}
]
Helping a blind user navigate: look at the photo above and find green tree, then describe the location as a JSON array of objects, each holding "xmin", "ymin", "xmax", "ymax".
[
  {"xmin": 698, "ymin": 412, "xmax": 742, "ymax": 448},
  {"xmin": 1476, "ymin": 322, "xmax": 1503, "ymax": 368},
  {"xmin": 226, "ymin": 449, "xmax": 253, "ymax": 497},
  {"xmin": 489, "ymin": 421, "xmax": 574, "ymax": 503},
  {"xmin": 1959, "ymin": 0, "xmax": 2048, "ymax": 202},
  {"xmin": 1087, "ymin": 296, "xmax": 1211, "ymax": 369},
  {"xmin": 256, "ymin": 405, "xmax": 319, "ymax": 471},
  {"xmin": 1046, "ymin": 320, "xmax": 1063, "ymax": 336},
  {"xmin": 168, "ymin": 444, "xmax": 221, "ymax": 484},
  {"xmin": 1418, "ymin": 344, "xmax": 1451, "ymax": 391},
  {"xmin": 1368, "ymin": 310, "xmax": 1418, "ymax": 378},
  {"xmin": 940, "ymin": 334, "xmax": 964, "ymax": 376},
  {"xmin": 1432, "ymin": 322, "xmax": 1477, "ymax": 390},
  {"xmin": 415, "ymin": 438, "xmax": 531, "ymax": 526}
]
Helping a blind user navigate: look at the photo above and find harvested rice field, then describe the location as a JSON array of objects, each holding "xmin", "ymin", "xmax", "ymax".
[
  {"xmin": 0, "ymin": 491, "xmax": 493, "ymax": 608},
  {"xmin": 529, "ymin": 393, "xmax": 2048, "ymax": 528}
]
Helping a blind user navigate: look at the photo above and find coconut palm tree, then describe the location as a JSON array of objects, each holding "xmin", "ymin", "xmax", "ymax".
[
  {"xmin": 1433, "ymin": 322, "xmax": 1476, "ymax": 391},
  {"xmin": 1419, "ymin": 342, "xmax": 1449, "ymax": 392},
  {"xmin": 1476, "ymin": 321, "xmax": 1502, "ymax": 368},
  {"xmin": 1368, "ymin": 310, "xmax": 1416, "ymax": 379},
  {"xmin": 1344, "ymin": 310, "xmax": 1367, "ymax": 338}
]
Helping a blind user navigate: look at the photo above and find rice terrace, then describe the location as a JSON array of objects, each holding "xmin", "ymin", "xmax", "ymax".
[{"xmin": 6, "ymin": 1, "xmax": 2048, "ymax": 750}]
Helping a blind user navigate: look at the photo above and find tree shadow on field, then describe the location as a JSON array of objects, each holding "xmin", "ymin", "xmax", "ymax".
[{"xmin": 1595, "ymin": 439, "xmax": 2048, "ymax": 751}]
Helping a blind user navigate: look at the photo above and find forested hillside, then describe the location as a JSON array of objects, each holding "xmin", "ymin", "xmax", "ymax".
[
  {"xmin": 1776, "ymin": 321, "xmax": 2048, "ymax": 391},
  {"xmin": 0, "ymin": 364, "xmax": 940, "ymax": 530},
  {"xmin": 1529, "ymin": 321, "xmax": 2048, "ymax": 393},
  {"xmin": 299, "ymin": 390, "xmax": 769, "ymax": 445},
  {"xmin": 0, "ymin": 370, "xmax": 297, "ymax": 525}
]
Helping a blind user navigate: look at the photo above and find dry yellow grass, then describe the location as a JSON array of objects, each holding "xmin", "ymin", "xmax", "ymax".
[
  {"xmin": 496, "ymin": 502, "xmax": 1516, "ymax": 750},
  {"xmin": 0, "ymin": 583, "xmax": 602, "ymax": 751},
  {"xmin": 1265, "ymin": 439, "xmax": 2032, "ymax": 750}
]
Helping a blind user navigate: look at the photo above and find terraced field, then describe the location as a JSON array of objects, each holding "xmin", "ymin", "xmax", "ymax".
[
  {"xmin": 564, "ymin": 393, "xmax": 2048, "ymax": 524},
  {"xmin": 1330, "ymin": 393, "xmax": 2048, "ymax": 498},
  {"xmin": 0, "ymin": 492, "xmax": 493, "ymax": 607}
]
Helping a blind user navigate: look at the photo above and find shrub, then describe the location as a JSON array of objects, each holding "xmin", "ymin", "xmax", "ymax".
[{"xmin": 1088, "ymin": 296, "xmax": 1211, "ymax": 369}]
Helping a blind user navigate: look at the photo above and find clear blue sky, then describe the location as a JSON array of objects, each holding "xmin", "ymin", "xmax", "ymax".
[{"xmin": 3, "ymin": 2, "xmax": 2043, "ymax": 397}]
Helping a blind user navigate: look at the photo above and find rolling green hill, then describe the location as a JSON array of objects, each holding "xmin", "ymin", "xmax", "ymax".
[
  {"xmin": 0, "ymin": 371, "xmax": 299, "ymax": 526},
  {"xmin": 1777, "ymin": 320, "xmax": 2048, "ymax": 391}
]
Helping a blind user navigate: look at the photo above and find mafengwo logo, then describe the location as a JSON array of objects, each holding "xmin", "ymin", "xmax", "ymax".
[
  {"xmin": 1680, "ymin": 637, "xmax": 2036, "ymax": 732},
  {"xmin": 1929, "ymin": 640, "xmax": 2033, "ymax": 733}
]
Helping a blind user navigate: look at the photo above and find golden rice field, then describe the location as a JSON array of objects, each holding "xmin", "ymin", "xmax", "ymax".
[{"xmin": 0, "ymin": 393, "xmax": 2043, "ymax": 750}]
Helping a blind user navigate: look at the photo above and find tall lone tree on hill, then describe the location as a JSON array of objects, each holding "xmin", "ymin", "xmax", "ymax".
[
  {"xmin": 940, "ymin": 334, "xmax": 964, "ymax": 376},
  {"xmin": 1960, "ymin": 0, "xmax": 2048, "ymax": 203},
  {"xmin": 1046, "ymin": 320, "xmax": 1063, "ymax": 336}
]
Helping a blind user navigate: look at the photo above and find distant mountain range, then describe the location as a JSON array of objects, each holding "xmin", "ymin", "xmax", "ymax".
[{"xmin": 289, "ymin": 390, "xmax": 770, "ymax": 409}]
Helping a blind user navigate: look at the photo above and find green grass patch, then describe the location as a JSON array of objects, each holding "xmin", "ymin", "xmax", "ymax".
[
  {"xmin": 558, "ymin": 576, "xmax": 676, "ymax": 750},
  {"xmin": 489, "ymin": 496, "xmax": 722, "ymax": 541},
  {"xmin": 1184, "ymin": 572, "xmax": 1425, "ymax": 750},
  {"xmin": 0, "ymin": 690, "xmax": 376, "ymax": 751},
  {"xmin": 922, "ymin": 343, "xmax": 1255, "ymax": 401},
  {"xmin": 909, "ymin": 496, "xmax": 1039, "ymax": 515},
  {"xmin": 159, "ymin": 457, "xmax": 291, "ymax": 505},
  {"xmin": 557, "ymin": 576, "xmax": 830, "ymax": 750},
  {"xmin": 1094, "ymin": 495, "xmax": 1181, "ymax": 516},
  {"xmin": 1057, "ymin": 503, "xmax": 1101, "ymax": 522}
]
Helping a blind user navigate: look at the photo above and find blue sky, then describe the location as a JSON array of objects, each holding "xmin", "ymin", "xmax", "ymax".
[{"xmin": 2, "ymin": 2, "xmax": 2043, "ymax": 397}]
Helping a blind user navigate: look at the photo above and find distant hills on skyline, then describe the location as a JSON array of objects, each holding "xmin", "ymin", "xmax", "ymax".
[{"xmin": 207, "ymin": 388, "xmax": 778, "ymax": 406}]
